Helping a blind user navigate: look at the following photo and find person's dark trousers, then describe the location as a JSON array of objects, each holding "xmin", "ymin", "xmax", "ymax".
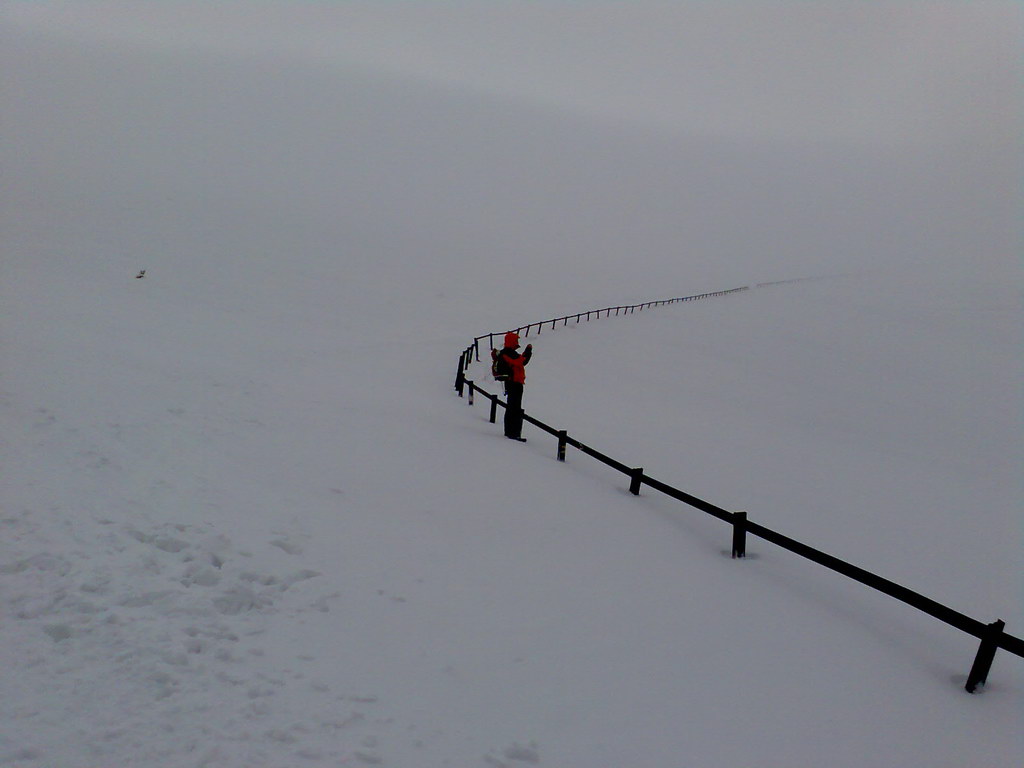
[{"xmin": 504, "ymin": 382, "xmax": 524, "ymax": 438}]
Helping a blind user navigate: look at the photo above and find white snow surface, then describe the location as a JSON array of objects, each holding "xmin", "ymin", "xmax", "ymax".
[{"xmin": 2, "ymin": 20, "xmax": 1022, "ymax": 768}]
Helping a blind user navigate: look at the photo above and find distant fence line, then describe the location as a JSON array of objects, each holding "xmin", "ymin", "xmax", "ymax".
[
  {"xmin": 462, "ymin": 286, "xmax": 750, "ymax": 365},
  {"xmin": 453, "ymin": 286, "xmax": 1022, "ymax": 695}
]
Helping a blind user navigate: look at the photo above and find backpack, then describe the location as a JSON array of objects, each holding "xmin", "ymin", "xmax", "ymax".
[{"xmin": 491, "ymin": 349, "xmax": 512, "ymax": 382}]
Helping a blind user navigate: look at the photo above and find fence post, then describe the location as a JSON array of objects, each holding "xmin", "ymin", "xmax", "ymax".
[
  {"xmin": 489, "ymin": 393, "xmax": 498, "ymax": 424},
  {"xmin": 455, "ymin": 353, "xmax": 465, "ymax": 396},
  {"xmin": 965, "ymin": 619, "xmax": 1006, "ymax": 693},
  {"xmin": 629, "ymin": 468, "xmax": 644, "ymax": 495},
  {"xmin": 732, "ymin": 511, "xmax": 747, "ymax": 558},
  {"xmin": 557, "ymin": 430, "xmax": 567, "ymax": 462},
  {"xmin": 467, "ymin": 381, "xmax": 474, "ymax": 406}
]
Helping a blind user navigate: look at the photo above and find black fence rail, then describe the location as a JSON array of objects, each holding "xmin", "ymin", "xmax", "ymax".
[{"xmin": 453, "ymin": 287, "xmax": 1022, "ymax": 694}]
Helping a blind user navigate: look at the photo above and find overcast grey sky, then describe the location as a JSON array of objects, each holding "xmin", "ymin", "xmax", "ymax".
[
  {"xmin": 3, "ymin": 2, "xmax": 1020, "ymax": 300},
  {"xmin": 6, "ymin": 1, "xmax": 1019, "ymax": 150}
]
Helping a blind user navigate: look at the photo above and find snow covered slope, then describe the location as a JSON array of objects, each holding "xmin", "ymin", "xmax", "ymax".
[{"xmin": 2, "ymin": 20, "xmax": 1020, "ymax": 768}]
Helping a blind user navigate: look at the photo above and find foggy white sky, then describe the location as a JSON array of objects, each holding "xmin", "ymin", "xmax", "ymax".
[
  {"xmin": 5, "ymin": 1, "xmax": 1020, "ymax": 150},
  {"xmin": 3, "ymin": 1, "xmax": 1020, "ymax": 296}
]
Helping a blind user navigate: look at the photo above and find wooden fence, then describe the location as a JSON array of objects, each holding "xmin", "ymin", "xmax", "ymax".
[{"xmin": 453, "ymin": 287, "xmax": 1022, "ymax": 694}]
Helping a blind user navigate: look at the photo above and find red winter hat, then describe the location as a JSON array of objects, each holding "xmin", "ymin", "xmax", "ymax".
[{"xmin": 504, "ymin": 332, "xmax": 520, "ymax": 349}]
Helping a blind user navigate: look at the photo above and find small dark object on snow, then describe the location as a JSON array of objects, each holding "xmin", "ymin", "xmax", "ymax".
[{"xmin": 135, "ymin": 270, "xmax": 146, "ymax": 279}]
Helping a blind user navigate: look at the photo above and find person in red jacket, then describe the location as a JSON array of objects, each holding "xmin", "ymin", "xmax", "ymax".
[{"xmin": 492, "ymin": 332, "xmax": 533, "ymax": 441}]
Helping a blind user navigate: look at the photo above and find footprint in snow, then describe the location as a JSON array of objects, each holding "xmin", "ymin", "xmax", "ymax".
[
  {"xmin": 270, "ymin": 537, "xmax": 304, "ymax": 555},
  {"xmin": 484, "ymin": 742, "xmax": 541, "ymax": 766}
]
